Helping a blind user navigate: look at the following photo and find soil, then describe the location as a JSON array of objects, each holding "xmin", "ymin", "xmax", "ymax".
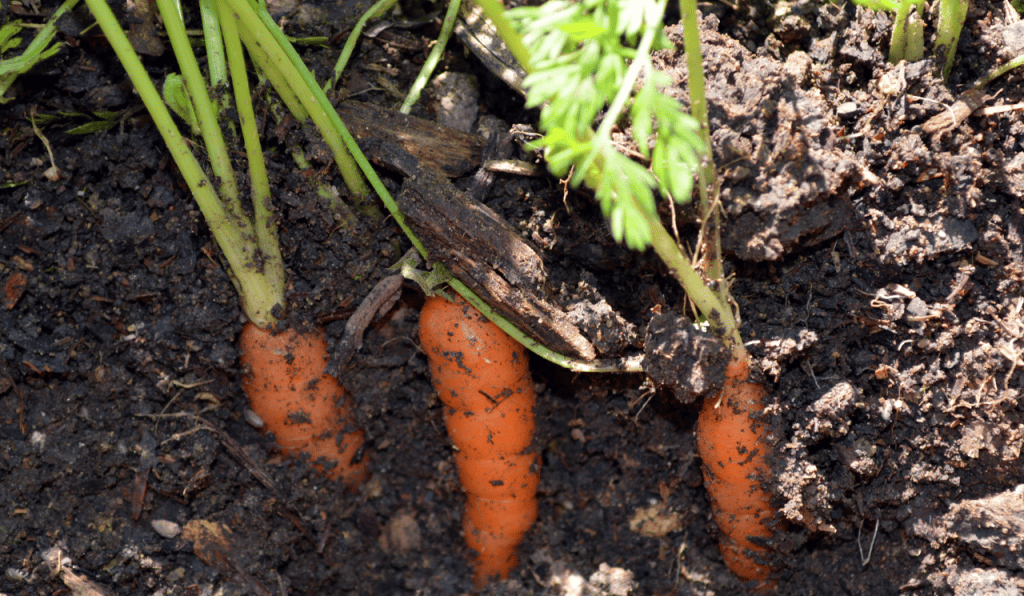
[{"xmin": 2, "ymin": 0, "xmax": 1024, "ymax": 594}]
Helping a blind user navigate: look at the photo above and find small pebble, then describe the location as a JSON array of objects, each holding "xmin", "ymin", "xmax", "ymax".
[
  {"xmin": 837, "ymin": 101, "xmax": 861, "ymax": 119},
  {"xmin": 167, "ymin": 567, "xmax": 186, "ymax": 582},
  {"xmin": 6, "ymin": 567, "xmax": 29, "ymax": 582},
  {"xmin": 380, "ymin": 510, "xmax": 422, "ymax": 554},
  {"xmin": 244, "ymin": 409, "xmax": 264, "ymax": 429},
  {"xmin": 151, "ymin": 519, "xmax": 181, "ymax": 539},
  {"xmin": 30, "ymin": 431, "xmax": 46, "ymax": 452},
  {"xmin": 429, "ymin": 72, "xmax": 479, "ymax": 133},
  {"xmin": 1004, "ymin": 20, "xmax": 1024, "ymax": 55}
]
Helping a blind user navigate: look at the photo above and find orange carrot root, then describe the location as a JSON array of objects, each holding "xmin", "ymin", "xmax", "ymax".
[
  {"xmin": 239, "ymin": 322, "xmax": 369, "ymax": 486},
  {"xmin": 419, "ymin": 295, "xmax": 540, "ymax": 587},
  {"xmin": 697, "ymin": 355, "xmax": 776, "ymax": 584}
]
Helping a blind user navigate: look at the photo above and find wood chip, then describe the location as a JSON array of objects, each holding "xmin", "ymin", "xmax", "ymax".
[
  {"xmin": 921, "ymin": 88, "xmax": 986, "ymax": 135},
  {"xmin": 336, "ymin": 101, "xmax": 484, "ymax": 178},
  {"xmin": 3, "ymin": 271, "xmax": 27, "ymax": 309}
]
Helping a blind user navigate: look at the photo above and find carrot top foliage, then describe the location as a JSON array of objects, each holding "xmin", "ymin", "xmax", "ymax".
[
  {"xmin": 500, "ymin": 0, "xmax": 742, "ymax": 352},
  {"xmin": 508, "ymin": 0, "xmax": 703, "ymax": 251}
]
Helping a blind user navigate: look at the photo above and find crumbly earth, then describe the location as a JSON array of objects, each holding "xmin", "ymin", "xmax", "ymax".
[{"xmin": 2, "ymin": 0, "xmax": 1024, "ymax": 594}]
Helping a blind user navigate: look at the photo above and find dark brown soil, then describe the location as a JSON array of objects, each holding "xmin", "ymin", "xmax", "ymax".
[{"xmin": 2, "ymin": 0, "xmax": 1024, "ymax": 594}]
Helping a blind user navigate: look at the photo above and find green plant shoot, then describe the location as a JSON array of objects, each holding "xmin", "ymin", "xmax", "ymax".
[
  {"xmin": 509, "ymin": 0, "xmax": 702, "ymax": 250},
  {"xmin": 888, "ymin": 0, "xmax": 925, "ymax": 63},
  {"xmin": 506, "ymin": 0, "xmax": 743, "ymax": 349},
  {"xmin": 936, "ymin": 0, "xmax": 969, "ymax": 81},
  {"xmin": 0, "ymin": 0, "xmax": 80, "ymax": 103},
  {"xmin": 79, "ymin": 0, "xmax": 647, "ymax": 371},
  {"xmin": 162, "ymin": 73, "xmax": 202, "ymax": 136},
  {"xmin": 83, "ymin": 0, "xmax": 286, "ymax": 327},
  {"xmin": 842, "ymin": 0, "xmax": 967, "ymax": 81}
]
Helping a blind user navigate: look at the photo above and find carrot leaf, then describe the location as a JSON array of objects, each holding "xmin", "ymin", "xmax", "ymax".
[
  {"xmin": 509, "ymin": 0, "xmax": 702, "ymax": 250},
  {"xmin": 502, "ymin": 0, "xmax": 744, "ymax": 350}
]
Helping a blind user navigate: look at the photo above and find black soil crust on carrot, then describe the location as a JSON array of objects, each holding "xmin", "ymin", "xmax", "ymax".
[{"xmin": 2, "ymin": 0, "xmax": 1024, "ymax": 594}]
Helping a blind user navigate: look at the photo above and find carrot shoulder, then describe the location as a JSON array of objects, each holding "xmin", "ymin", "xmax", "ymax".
[
  {"xmin": 419, "ymin": 295, "xmax": 540, "ymax": 587},
  {"xmin": 696, "ymin": 355, "xmax": 775, "ymax": 584},
  {"xmin": 239, "ymin": 322, "xmax": 369, "ymax": 486}
]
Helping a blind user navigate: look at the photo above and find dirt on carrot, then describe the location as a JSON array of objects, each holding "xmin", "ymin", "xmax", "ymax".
[
  {"xmin": 697, "ymin": 354, "xmax": 776, "ymax": 586},
  {"xmin": 238, "ymin": 322, "xmax": 369, "ymax": 487},
  {"xmin": 418, "ymin": 294, "xmax": 540, "ymax": 587}
]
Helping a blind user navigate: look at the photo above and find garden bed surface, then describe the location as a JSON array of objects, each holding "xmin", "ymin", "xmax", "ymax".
[{"xmin": 2, "ymin": 0, "xmax": 1024, "ymax": 594}]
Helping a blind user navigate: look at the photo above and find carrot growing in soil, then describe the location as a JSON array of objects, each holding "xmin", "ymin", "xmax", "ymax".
[
  {"xmin": 490, "ymin": 0, "xmax": 780, "ymax": 583},
  {"xmin": 697, "ymin": 354, "xmax": 774, "ymax": 584},
  {"xmin": 82, "ymin": 0, "xmax": 371, "ymax": 484},
  {"xmin": 239, "ymin": 323, "xmax": 369, "ymax": 485},
  {"xmin": 419, "ymin": 294, "xmax": 540, "ymax": 587}
]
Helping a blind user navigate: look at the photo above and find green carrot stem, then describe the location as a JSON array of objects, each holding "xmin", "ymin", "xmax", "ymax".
[
  {"xmin": 153, "ymin": 0, "xmax": 241, "ymax": 212},
  {"xmin": 225, "ymin": 0, "xmax": 372, "ymax": 200},
  {"xmin": 220, "ymin": 0, "xmax": 430, "ymax": 252},
  {"xmin": 230, "ymin": 13, "xmax": 309, "ymax": 121},
  {"xmin": 199, "ymin": 0, "xmax": 229, "ymax": 98},
  {"xmin": 218, "ymin": 0, "xmax": 285, "ymax": 299},
  {"xmin": 936, "ymin": 0, "xmax": 968, "ymax": 81},
  {"xmin": 83, "ymin": 0, "xmax": 284, "ymax": 327},
  {"xmin": 641, "ymin": 200, "xmax": 742, "ymax": 351},
  {"xmin": 679, "ymin": 0, "xmax": 728, "ymax": 306},
  {"xmin": 977, "ymin": 53, "xmax": 1024, "ymax": 87},
  {"xmin": 679, "ymin": 0, "xmax": 715, "ymax": 193},
  {"xmin": 449, "ymin": 278, "xmax": 642, "ymax": 373},
  {"xmin": 399, "ymin": 0, "xmax": 462, "ymax": 114},
  {"xmin": 888, "ymin": 0, "xmax": 912, "ymax": 63},
  {"xmin": 327, "ymin": 0, "xmax": 399, "ymax": 91},
  {"xmin": 905, "ymin": 8, "xmax": 924, "ymax": 62}
]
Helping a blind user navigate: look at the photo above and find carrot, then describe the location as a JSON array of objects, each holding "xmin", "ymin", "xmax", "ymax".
[
  {"xmin": 418, "ymin": 294, "xmax": 540, "ymax": 587},
  {"xmin": 696, "ymin": 354, "xmax": 776, "ymax": 585},
  {"xmin": 239, "ymin": 322, "xmax": 369, "ymax": 487}
]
